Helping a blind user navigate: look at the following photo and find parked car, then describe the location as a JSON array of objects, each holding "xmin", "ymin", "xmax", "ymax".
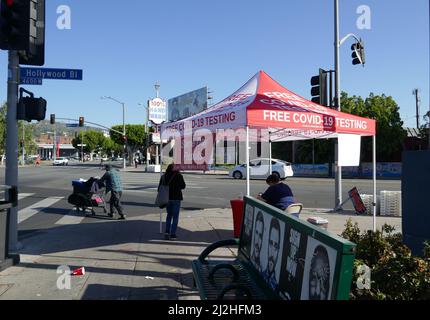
[
  {"xmin": 53, "ymin": 157, "xmax": 69, "ymax": 166},
  {"xmin": 229, "ymin": 158, "xmax": 294, "ymax": 180}
]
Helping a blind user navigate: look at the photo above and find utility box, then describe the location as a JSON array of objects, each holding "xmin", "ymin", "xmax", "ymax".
[{"xmin": 402, "ymin": 151, "xmax": 430, "ymax": 256}]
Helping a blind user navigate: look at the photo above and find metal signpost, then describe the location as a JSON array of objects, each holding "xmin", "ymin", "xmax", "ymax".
[{"xmin": 5, "ymin": 66, "xmax": 83, "ymax": 253}]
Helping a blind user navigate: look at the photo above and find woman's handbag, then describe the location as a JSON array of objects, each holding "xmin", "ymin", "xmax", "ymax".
[{"xmin": 155, "ymin": 174, "xmax": 176, "ymax": 208}]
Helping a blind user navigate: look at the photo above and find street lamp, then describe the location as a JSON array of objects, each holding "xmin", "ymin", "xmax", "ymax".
[{"xmin": 101, "ymin": 96, "xmax": 126, "ymax": 170}]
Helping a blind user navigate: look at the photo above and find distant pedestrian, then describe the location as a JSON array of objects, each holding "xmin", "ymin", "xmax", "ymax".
[
  {"xmin": 35, "ymin": 155, "xmax": 41, "ymax": 166},
  {"xmin": 99, "ymin": 164, "xmax": 126, "ymax": 220},
  {"xmin": 134, "ymin": 156, "xmax": 139, "ymax": 169},
  {"xmin": 158, "ymin": 164, "xmax": 186, "ymax": 240}
]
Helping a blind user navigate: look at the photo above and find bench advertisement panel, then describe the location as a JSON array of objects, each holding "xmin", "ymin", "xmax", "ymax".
[{"xmin": 240, "ymin": 197, "xmax": 356, "ymax": 300}]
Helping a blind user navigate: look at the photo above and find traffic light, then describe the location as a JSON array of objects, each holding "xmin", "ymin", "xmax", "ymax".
[
  {"xmin": 17, "ymin": 96, "xmax": 47, "ymax": 122},
  {"xmin": 0, "ymin": 0, "xmax": 31, "ymax": 50},
  {"xmin": 310, "ymin": 68, "xmax": 328, "ymax": 106},
  {"xmin": 351, "ymin": 41, "xmax": 366, "ymax": 65},
  {"xmin": 79, "ymin": 117, "xmax": 84, "ymax": 127},
  {"xmin": 19, "ymin": 0, "xmax": 46, "ymax": 66},
  {"xmin": 50, "ymin": 114, "xmax": 55, "ymax": 124}
]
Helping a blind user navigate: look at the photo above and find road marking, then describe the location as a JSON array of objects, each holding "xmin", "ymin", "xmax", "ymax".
[
  {"xmin": 18, "ymin": 197, "xmax": 64, "ymax": 224},
  {"xmin": 55, "ymin": 210, "xmax": 86, "ymax": 225},
  {"xmin": 18, "ymin": 193, "xmax": 35, "ymax": 200}
]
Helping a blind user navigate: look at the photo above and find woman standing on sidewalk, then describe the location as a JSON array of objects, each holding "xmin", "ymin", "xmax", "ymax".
[{"xmin": 159, "ymin": 164, "xmax": 186, "ymax": 240}]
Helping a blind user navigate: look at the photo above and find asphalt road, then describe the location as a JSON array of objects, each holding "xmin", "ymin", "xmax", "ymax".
[{"xmin": 0, "ymin": 162, "xmax": 401, "ymax": 240}]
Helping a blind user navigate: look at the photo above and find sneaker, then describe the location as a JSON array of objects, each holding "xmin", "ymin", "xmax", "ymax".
[
  {"xmin": 164, "ymin": 233, "xmax": 170, "ymax": 240},
  {"xmin": 170, "ymin": 235, "xmax": 177, "ymax": 240},
  {"xmin": 118, "ymin": 214, "xmax": 126, "ymax": 220},
  {"xmin": 108, "ymin": 213, "xmax": 114, "ymax": 218}
]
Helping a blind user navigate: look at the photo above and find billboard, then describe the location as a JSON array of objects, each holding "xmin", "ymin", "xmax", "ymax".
[{"xmin": 168, "ymin": 87, "xmax": 208, "ymax": 122}]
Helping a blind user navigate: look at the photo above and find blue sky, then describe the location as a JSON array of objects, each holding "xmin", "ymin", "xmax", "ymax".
[{"xmin": 0, "ymin": 0, "xmax": 429, "ymax": 129}]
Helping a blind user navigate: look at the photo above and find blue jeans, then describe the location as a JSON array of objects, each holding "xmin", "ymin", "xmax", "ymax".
[{"xmin": 165, "ymin": 200, "xmax": 181, "ymax": 236}]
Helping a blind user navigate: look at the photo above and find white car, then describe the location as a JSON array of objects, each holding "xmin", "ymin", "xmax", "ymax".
[
  {"xmin": 229, "ymin": 158, "xmax": 294, "ymax": 180},
  {"xmin": 53, "ymin": 157, "xmax": 69, "ymax": 166}
]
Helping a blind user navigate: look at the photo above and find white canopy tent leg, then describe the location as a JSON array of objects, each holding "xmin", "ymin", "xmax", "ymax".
[
  {"xmin": 246, "ymin": 126, "xmax": 250, "ymax": 196},
  {"xmin": 373, "ymin": 135, "xmax": 377, "ymax": 232},
  {"xmin": 269, "ymin": 138, "xmax": 272, "ymax": 176}
]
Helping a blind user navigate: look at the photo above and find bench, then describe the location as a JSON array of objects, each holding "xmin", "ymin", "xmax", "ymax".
[{"xmin": 192, "ymin": 196, "xmax": 357, "ymax": 300}]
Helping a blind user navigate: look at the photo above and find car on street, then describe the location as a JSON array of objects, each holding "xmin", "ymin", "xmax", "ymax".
[
  {"xmin": 53, "ymin": 157, "xmax": 69, "ymax": 166},
  {"xmin": 229, "ymin": 158, "xmax": 294, "ymax": 180}
]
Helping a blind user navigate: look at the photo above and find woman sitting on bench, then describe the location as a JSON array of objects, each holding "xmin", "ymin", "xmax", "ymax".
[{"xmin": 257, "ymin": 174, "xmax": 296, "ymax": 212}]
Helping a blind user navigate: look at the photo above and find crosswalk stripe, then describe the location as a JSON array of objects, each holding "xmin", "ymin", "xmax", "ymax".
[
  {"xmin": 55, "ymin": 210, "xmax": 86, "ymax": 225},
  {"xmin": 18, "ymin": 193, "xmax": 35, "ymax": 200},
  {"xmin": 18, "ymin": 197, "xmax": 64, "ymax": 224}
]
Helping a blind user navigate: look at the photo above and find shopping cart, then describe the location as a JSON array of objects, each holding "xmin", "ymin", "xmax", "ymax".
[{"xmin": 67, "ymin": 177, "xmax": 107, "ymax": 215}]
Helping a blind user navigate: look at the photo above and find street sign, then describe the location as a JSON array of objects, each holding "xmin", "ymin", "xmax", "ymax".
[
  {"xmin": 20, "ymin": 67, "xmax": 83, "ymax": 81},
  {"xmin": 20, "ymin": 77, "xmax": 43, "ymax": 85}
]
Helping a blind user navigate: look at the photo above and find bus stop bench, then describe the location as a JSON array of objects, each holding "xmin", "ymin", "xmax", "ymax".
[
  {"xmin": 192, "ymin": 196, "xmax": 357, "ymax": 300},
  {"xmin": 192, "ymin": 239, "xmax": 277, "ymax": 300}
]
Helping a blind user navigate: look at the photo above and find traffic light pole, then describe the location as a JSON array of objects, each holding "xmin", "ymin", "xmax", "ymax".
[
  {"xmin": 21, "ymin": 124, "xmax": 25, "ymax": 166},
  {"xmin": 6, "ymin": 50, "xmax": 20, "ymax": 253},
  {"xmin": 334, "ymin": 0, "xmax": 343, "ymax": 211}
]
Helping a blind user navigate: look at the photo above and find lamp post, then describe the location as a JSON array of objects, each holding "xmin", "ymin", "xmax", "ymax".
[
  {"xmin": 102, "ymin": 96, "xmax": 126, "ymax": 170},
  {"xmin": 138, "ymin": 102, "xmax": 150, "ymax": 171}
]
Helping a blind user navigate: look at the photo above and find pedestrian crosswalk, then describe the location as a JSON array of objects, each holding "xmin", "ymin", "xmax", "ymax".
[
  {"xmin": 15, "ymin": 172, "xmax": 209, "ymax": 231},
  {"xmin": 55, "ymin": 210, "xmax": 86, "ymax": 225},
  {"xmin": 18, "ymin": 197, "xmax": 64, "ymax": 223},
  {"xmin": 16, "ymin": 194, "xmax": 97, "ymax": 228}
]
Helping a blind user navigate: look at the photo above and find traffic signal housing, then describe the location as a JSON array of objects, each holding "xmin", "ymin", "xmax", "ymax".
[
  {"xmin": 17, "ymin": 96, "xmax": 47, "ymax": 122},
  {"xmin": 0, "ymin": 0, "xmax": 31, "ymax": 50},
  {"xmin": 19, "ymin": 0, "xmax": 46, "ymax": 66},
  {"xmin": 351, "ymin": 41, "xmax": 366, "ymax": 65},
  {"xmin": 50, "ymin": 114, "xmax": 55, "ymax": 125},
  {"xmin": 79, "ymin": 117, "xmax": 84, "ymax": 127},
  {"xmin": 310, "ymin": 68, "xmax": 328, "ymax": 106}
]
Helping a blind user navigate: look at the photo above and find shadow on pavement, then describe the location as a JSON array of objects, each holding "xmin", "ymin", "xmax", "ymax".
[{"xmin": 17, "ymin": 219, "xmax": 234, "ymax": 257}]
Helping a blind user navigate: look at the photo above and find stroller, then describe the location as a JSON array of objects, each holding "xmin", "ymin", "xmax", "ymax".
[{"xmin": 68, "ymin": 177, "xmax": 107, "ymax": 215}]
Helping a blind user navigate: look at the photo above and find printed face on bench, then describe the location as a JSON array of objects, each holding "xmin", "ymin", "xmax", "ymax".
[
  {"xmin": 244, "ymin": 205, "xmax": 254, "ymax": 236},
  {"xmin": 309, "ymin": 245, "xmax": 331, "ymax": 300},
  {"xmin": 252, "ymin": 211, "xmax": 265, "ymax": 268},
  {"xmin": 267, "ymin": 218, "xmax": 281, "ymax": 275}
]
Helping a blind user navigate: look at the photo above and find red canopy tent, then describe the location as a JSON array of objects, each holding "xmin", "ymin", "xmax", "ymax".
[{"xmin": 161, "ymin": 71, "xmax": 378, "ymax": 228}]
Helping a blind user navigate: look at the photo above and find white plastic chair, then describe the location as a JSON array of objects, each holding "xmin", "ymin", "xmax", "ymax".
[{"xmin": 285, "ymin": 203, "xmax": 303, "ymax": 218}]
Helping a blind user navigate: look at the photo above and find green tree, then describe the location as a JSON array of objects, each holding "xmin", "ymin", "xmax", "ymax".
[
  {"xmin": 19, "ymin": 121, "xmax": 38, "ymax": 157},
  {"xmin": 110, "ymin": 124, "xmax": 148, "ymax": 164},
  {"xmin": 341, "ymin": 92, "xmax": 406, "ymax": 162},
  {"xmin": 294, "ymin": 92, "xmax": 406, "ymax": 164},
  {"xmin": 102, "ymin": 137, "xmax": 122, "ymax": 158},
  {"xmin": 72, "ymin": 130, "xmax": 107, "ymax": 160},
  {"xmin": 0, "ymin": 102, "xmax": 38, "ymax": 162}
]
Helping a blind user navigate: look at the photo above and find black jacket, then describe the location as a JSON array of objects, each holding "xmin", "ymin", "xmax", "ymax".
[{"xmin": 158, "ymin": 172, "xmax": 186, "ymax": 201}]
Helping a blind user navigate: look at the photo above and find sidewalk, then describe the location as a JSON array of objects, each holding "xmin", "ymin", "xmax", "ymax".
[{"xmin": 0, "ymin": 208, "xmax": 402, "ymax": 300}]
